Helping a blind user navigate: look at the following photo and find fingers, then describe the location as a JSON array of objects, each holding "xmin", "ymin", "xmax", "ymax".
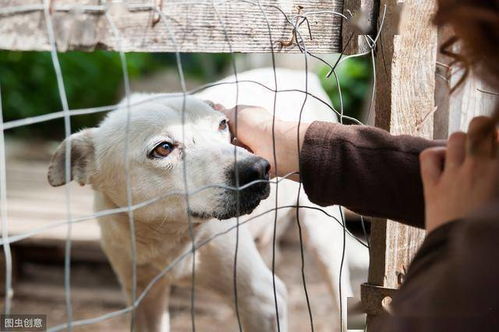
[
  {"xmin": 231, "ymin": 137, "xmax": 254, "ymax": 153},
  {"xmin": 218, "ymin": 105, "xmax": 258, "ymax": 124},
  {"xmin": 218, "ymin": 105, "xmax": 234, "ymax": 122},
  {"xmin": 212, "ymin": 103, "xmax": 225, "ymax": 112},
  {"xmin": 466, "ymin": 116, "xmax": 497, "ymax": 158},
  {"xmin": 420, "ymin": 147, "xmax": 447, "ymax": 185},
  {"xmin": 204, "ymin": 100, "xmax": 226, "ymax": 112},
  {"xmin": 445, "ymin": 132, "xmax": 466, "ymax": 170}
]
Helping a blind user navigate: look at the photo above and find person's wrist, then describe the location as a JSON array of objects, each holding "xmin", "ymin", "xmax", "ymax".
[{"xmin": 273, "ymin": 120, "xmax": 310, "ymax": 179}]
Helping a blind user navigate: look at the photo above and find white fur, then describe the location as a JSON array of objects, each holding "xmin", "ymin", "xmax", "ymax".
[{"xmin": 48, "ymin": 68, "xmax": 367, "ymax": 332}]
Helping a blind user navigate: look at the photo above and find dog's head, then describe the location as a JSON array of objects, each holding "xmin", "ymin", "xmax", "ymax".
[{"xmin": 47, "ymin": 94, "xmax": 270, "ymax": 222}]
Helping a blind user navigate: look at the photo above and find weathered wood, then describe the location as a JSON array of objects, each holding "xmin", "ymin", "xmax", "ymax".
[
  {"xmin": 433, "ymin": 25, "xmax": 452, "ymax": 139},
  {"xmin": 0, "ymin": 0, "xmax": 361, "ymax": 54},
  {"xmin": 342, "ymin": 0, "xmax": 377, "ymax": 54},
  {"xmin": 448, "ymin": 73, "xmax": 497, "ymax": 132},
  {"xmin": 3, "ymin": 156, "xmax": 99, "ymax": 245},
  {"xmin": 366, "ymin": 0, "xmax": 438, "ymax": 321}
]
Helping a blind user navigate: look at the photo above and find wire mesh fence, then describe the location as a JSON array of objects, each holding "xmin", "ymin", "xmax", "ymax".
[{"xmin": 0, "ymin": 1, "xmax": 381, "ymax": 331}]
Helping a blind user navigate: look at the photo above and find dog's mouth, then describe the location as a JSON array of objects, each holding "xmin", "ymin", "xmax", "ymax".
[
  {"xmin": 217, "ymin": 181, "xmax": 271, "ymax": 220},
  {"xmin": 188, "ymin": 156, "xmax": 271, "ymax": 221},
  {"xmin": 189, "ymin": 182, "xmax": 270, "ymax": 220}
]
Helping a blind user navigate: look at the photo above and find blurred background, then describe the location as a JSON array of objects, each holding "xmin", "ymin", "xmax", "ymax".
[
  {"xmin": 0, "ymin": 51, "xmax": 372, "ymax": 331},
  {"xmin": 0, "ymin": 51, "xmax": 372, "ymax": 138}
]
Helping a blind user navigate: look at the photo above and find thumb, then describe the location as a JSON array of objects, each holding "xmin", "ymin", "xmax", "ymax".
[
  {"xmin": 212, "ymin": 103, "xmax": 226, "ymax": 112},
  {"xmin": 420, "ymin": 147, "xmax": 446, "ymax": 185},
  {"xmin": 467, "ymin": 116, "xmax": 497, "ymax": 158}
]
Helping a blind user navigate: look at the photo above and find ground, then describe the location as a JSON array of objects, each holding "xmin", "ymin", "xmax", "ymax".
[{"xmin": 10, "ymin": 242, "xmax": 338, "ymax": 332}]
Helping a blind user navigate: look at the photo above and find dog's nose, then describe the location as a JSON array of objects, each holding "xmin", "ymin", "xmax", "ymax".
[{"xmin": 236, "ymin": 157, "xmax": 271, "ymax": 187}]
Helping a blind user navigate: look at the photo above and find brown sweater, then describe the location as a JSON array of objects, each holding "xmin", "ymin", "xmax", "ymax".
[{"xmin": 300, "ymin": 121, "xmax": 499, "ymax": 331}]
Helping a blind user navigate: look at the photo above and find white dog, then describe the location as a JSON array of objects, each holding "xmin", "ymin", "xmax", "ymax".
[{"xmin": 48, "ymin": 68, "xmax": 365, "ymax": 332}]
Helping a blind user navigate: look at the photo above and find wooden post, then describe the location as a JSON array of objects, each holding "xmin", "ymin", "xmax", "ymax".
[{"xmin": 362, "ymin": 0, "xmax": 439, "ymax": 323}]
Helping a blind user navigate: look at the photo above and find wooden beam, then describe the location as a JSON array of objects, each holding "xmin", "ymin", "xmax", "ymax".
[
  {"xmin": 365, "ymin": 0, "xmax": 438, "ymax": 322},
  {"xmin": 0, "ymin": 0, "xmax": 363, "ymax": 54}
]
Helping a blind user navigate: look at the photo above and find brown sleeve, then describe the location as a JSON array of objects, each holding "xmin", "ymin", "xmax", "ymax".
[
  {"xmin": 371, "ymin": 200, "xmax": 499, "ymax": 331},
  {"xmin": 299, "ymin": 121, "xmax": 444, "ymax": 228}
]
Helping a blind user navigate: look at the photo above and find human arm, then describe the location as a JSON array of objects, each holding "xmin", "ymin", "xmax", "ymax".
[
  {"xmin": 299, "ymin": 121, "xmax": 443, "ymax": 227},
  {"xmin": 221, "ymin": 105, "xmax": 443, "ymax": 228}
]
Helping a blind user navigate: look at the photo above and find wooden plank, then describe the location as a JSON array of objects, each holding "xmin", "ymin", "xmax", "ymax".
[
  {"xmin": 367, "ymin": 0, "xmax": 438, "ymax": 318},
  {"xmin": 4, "ymin": 156, "xmax": 100, "ymax": 245},
  {"xmin": 0, "ymin": 0, "xmax": 356, "ymax": 54},
  {"xmin": 382, "ymin": 0, "xmax": 437, "ymax": 289},
  {"xmin": 448, "ymin": 73, "xmax": 497, "ymax": 132}
]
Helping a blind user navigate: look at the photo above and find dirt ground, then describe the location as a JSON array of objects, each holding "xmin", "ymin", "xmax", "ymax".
[{"xmin": 9, "ymin": 241, "xmax": 348, "ymax": 332}]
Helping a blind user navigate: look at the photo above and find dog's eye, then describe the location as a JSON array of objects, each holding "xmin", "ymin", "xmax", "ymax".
[
  {"xmin": 219, "ymin": 119, "xmax": 228, "ymax": 131},
  {"xmin": 150, "ymin": 142, "xmax": 174, "ymax": 159}
]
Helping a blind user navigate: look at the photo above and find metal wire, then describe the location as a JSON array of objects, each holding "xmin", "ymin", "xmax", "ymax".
[
  {"xmin": 0, "ymin": 177, "xmax": 368, "ymax": 252},
  {"xmin": 332, "ymin": 50, "xmax": 346, "ymax": 332},
  {"xmin": 338, "ymin": 206, "xmax": 347, "ymax": 331},
  {"xmin": 288, "ymin": 13, "xmax": 316, "ymax": 332},
  {"xmin": 48, "ymin": 201, "xmax": 354, "ymax": 332},
  {"xmin": 0, "ymin": 81, "xmax": 13, "ymax": 316},
  {"xmin": 152, "ymin": 7, "xmax": 198, "ymax": 331},
  {"xmin": 104, "ymin": 10, "xmax": 138, "ymax": 331},
  {"xmin": 1, "ymin": 80, "xmax": 363, "ymax": 131},
  {"xmin": 210, "ymin": 1, "xmax": 244, "ymax": 330},
  {"xmin": 0, "ymin": 175, "xmax": 368, "ymax": 254},
  {"xmin": 42, "ymin": 1, "xmax": 74, "ymax": 329},
  {"xmin": 49, "ymin": 200, "xmax": 365, "ymax": 332},
  {"xmin": 253, "ymin": 1, "xmax": 282, "ymax": 330},
  {"xmin": 0, "ymin": 1, "xmax": 382, "ymax": 331}
]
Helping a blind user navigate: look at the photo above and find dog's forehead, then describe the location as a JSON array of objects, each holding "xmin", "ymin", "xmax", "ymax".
[
  {"xmin": 135, "ymin": 94, "xmax": 218, "ymax": 120},
  {"xmin": 107, "ymin": 94, "xmax": 218, "ymax": 124},
  {"xmin": 97, "ymin": 94, "xmax": 224, "ymax": 145}
]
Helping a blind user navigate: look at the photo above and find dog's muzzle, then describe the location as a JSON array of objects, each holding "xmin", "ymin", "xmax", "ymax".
[{"xmin": 214, "ymin": 156, "xmax": 271, "ymax": 220}]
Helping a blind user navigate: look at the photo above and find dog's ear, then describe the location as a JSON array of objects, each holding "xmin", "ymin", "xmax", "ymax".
[{"xmin": 48, "ymin": 128, "xmax": 96, "ymax": 187}]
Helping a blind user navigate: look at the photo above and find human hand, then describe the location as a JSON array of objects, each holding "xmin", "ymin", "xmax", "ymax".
[
  {"xmin": 219, "ymin": 105, "xmax": 310, "ymax": 179},
  {"xmin": 420, "ymin": 116, "xmax": 499, "ymax": 232},
  {"xmin": 218, "ymin": 104, "xmax": 273, "ymax": 153}
]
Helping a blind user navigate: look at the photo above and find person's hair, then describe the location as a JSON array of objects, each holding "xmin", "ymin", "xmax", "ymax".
[{"xmin": 434, "ymin": 0, "xmax": 499, "ymax": 121}]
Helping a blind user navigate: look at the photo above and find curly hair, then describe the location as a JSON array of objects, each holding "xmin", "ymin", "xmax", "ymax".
[
  {"xmin": 434, "ymin": 0, "xmax": 499, "ymax": 89},
  {"xmin": 433, "ymin": 0, "xmax": 499, "ymax": 124}
]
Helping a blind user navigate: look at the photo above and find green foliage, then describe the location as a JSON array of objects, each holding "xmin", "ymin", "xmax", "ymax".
[
  {"xmin": 0, "ymin": 51, "xmax": 159, "ymax": 138},
  {"xmin": 0, "ymin": 51, "xmax": 371, "ymax": 138},
  {"xmin": 169, "ymin": 53, "xmax": 233, "ymax": 80},
  {"xmin": 0, "ymin": 51, "xmax": 233, "ymax": 138},
  {"xmin": 318, "ymin": 56, "xmax": 372, "ymax": 121}
]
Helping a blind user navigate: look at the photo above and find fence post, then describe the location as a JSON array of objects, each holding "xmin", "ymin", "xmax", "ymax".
[{"xmin": 362, "ymin": 0, "xmax": 439, "ymax": 325}]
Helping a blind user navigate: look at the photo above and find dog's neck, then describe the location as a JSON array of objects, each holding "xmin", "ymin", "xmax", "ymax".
[{"xmin": 94, "ymin": 191, "xmax": 202, "ymax": 262}]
